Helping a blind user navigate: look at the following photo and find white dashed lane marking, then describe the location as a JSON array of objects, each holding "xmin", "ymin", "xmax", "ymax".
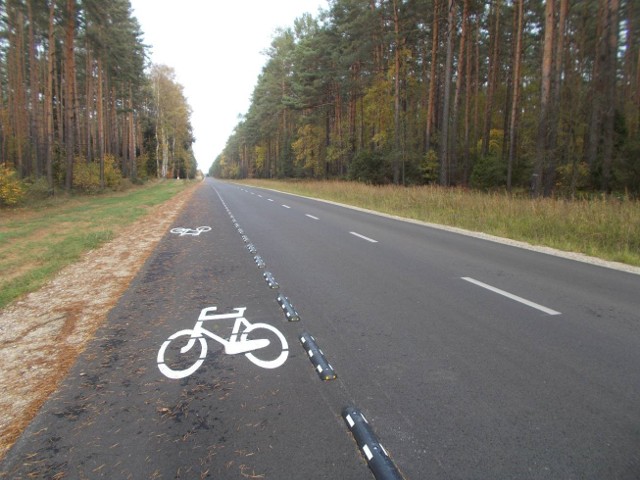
[
  {"xmin": 461, "ymin": 277, "xmax": 561, "ymax": 315},
  {"xmin": 349, "ymin": 232, "xmax": 378, "ymax": 243}
]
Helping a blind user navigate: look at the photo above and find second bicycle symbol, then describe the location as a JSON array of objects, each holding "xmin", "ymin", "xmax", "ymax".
[
  {"xmin": 170, "ymin": 226, "xmax": 211, "ymax": 236},
  {"xmin": 157, "ymin": 306, "xmax": 289, "ymax": 379}
]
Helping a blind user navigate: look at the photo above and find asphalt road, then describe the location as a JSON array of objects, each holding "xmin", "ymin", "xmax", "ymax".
[{"xmin": 2, "ymin": 178, "xmax": 639, "ymax": 479}]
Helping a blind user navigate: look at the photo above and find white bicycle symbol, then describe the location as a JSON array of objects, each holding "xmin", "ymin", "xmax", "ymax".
[
  {"xmin": 157, "ymin": 306, "xmax": 289, "ymax": 379},
  {"xmin": 170, "ymin": 226, "xmax": 211, "ymax": 236}
]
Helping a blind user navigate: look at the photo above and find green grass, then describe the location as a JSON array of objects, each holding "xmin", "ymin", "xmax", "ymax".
[
  {"xmin": 238, "ymin": 179, "xmax": 640, "ymax": 267},
  {"xmin": 0, "ymin": 180, "xmax": 193, "ymax": 309}
]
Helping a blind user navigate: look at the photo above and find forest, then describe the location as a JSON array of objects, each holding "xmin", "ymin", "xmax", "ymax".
[
  {"xmin": 0, "ymin": 0, "xmax": 196, "ymax": 204},
  {"xmin": 212, "ymin": 0, "xmax": 640, "ymax": 196}
]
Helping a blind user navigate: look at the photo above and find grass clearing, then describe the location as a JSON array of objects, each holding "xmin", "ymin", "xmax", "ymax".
[
  {"xmin": 0, "ymin": 180, "xmax": 193, "ymax": 309},
  {"xmin": 238, "ymin": 179, "xmax": 640, "ymax": 267}
]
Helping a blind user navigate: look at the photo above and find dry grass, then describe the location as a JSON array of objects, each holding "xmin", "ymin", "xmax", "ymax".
[
  {"xmin": 239, "ymin": 179, "xmax": 640, "ymax": 266},
  {"xmin": 0, "ymin": 180, "xmax": 192, "ymax": 309}
]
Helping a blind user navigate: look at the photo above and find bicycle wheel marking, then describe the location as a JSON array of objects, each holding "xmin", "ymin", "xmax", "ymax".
[{"xmin": 157, "ymin": 306, "xmax": 289, "ymax": 379}]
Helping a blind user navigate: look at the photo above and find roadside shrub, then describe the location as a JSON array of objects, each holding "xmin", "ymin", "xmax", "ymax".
[
  {"xmin": 0, "ymin": 167, "xmax": 25, "ymax": 206},
  {"xmin": 73, "ymin": 155, "xmax": 123, "ymax": 192},
  {"xmin": 470, "ymin": 153, "xmax": 506, "ymax": 190},
  {"xmin": 555, "ymin": 161, "xmax": 591, "ymax": 195},
  {"xmin": 420, "ymin": 149, "xmax": 439, "ymax": 184},
  {"xmin": 73, "ymin": 156, "xmax": 102, "ymax": 192},
  {"xmin": 348, "ymin": 150, "xmax": 392, "ymax": 185},
  {"xmin": 24, "ymin": 177, "xmax": 53, "ymax": 199},
  {"xmin": 136, "ymin": 153, "xmax": 150, "ymax": 181},
  {"xmin": 103, "ymin": 154, "xmax": 123, "ymax": 188}
]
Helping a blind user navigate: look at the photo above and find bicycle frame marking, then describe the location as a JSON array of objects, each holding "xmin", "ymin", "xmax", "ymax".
[
  {"xmin": 170, "ymin": 226, "xmax": 212, "ymax": 236},
  {"xmin": 158, "ymin": 306, "xmax": 289, "ymax": 379},
  {"xmin": 191, "ymin": 307, "xmax": 268, "ymax": 355}
]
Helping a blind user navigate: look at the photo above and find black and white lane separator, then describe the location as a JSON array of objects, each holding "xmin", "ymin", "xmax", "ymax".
[
  {"xmin": 254, "ymin": 255, "xmax": 266, "ymax": 269},
  {"xmin": 343, "ymin": 407, "xmax": 404, "ymax": 480},
  {"xmin": 276, "ymin": 294, "xmax": 300, "ymax": 322},
  {"xmin": 263, "ymin": 271, "xmax": 279, "ymax": 289},
  {"xmin": 299, "ymin": 332, "xmax": 337, "ymax": 381}
]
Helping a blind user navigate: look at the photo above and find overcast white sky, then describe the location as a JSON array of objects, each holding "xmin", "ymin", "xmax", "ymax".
[{"xmin": 129, "ymin": 0, "xmax": 328, "ymax": 173}]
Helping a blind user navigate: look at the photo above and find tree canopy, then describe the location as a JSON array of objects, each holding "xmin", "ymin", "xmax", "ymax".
[
  {"xmin": 0, "ymin": 0, "xmax": 196, "ymax": 197},
  {"xmin": 212, "ymin": 0, "xmax": 640, "ymax": 196}
]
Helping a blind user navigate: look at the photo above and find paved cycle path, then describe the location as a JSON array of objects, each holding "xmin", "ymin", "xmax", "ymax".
[{"xmin": 1, "ymin": 182, "xmax": 369, "ymax": 479}]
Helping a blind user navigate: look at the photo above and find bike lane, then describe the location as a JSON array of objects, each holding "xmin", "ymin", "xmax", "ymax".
[{"xmin": 1, "ymin": 181, "xmax": 369, "ymax": 479}]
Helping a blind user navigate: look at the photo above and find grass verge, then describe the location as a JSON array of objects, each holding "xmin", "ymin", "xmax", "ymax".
[
  {"xmin": 0, "ymin": 180, "xmax": 193, "ymax": 309},
  {"xmin": 237, "ymin": 179, "xmax": 640, "ymax": 267}
]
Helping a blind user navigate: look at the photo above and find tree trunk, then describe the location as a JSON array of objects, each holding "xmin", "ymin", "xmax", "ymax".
[
  {"xmin": 637, "ymin": 49, "xmax": 640, "ymax": 137},
  {"xmin": 161, "ymin": 128, "xmax": 169, "ymax": 178},
  {"xmin": 392, "ymin": 0, "xmax": 401, "ymax": 185},
  {"xmin": 624, "ymin": 0, "xmax": 636, "ymax": 135},
  {"xmin": 601, "ymin": 0, "xmax": 619, "ymax": 192},
  {"xmin": 64, "ymin": 0, "xmax": 76, "ymax": 191},
  {"xmin": 9, "ymin": 8, "xmax": 27, "ymax": 176},
  {"xmin": 0, "ymin": 52, "xmax": 5, "ymax": 166},
  {"xmin": 462, "ymin": 12, "xmax": 473, "ymax": 184},
  {"xmin": 426, "ymin": 0, "xmax": 440, "ymax": 152},
  {"xmin": 27, "ymin": 0, "xmax": 42, "ymax": 177},
  {"xmin": 85, "ymin": 44, "xmax": 93, "ymax": 163},
  {"xmin": 129, "ymin": 86, "xmax": 136, "ymax": 180},
  {"xmin": 545, "ymin": 0, "xmax": 569, "ymax": 195},
  {"xmin": 45, "ymin": 0, "xmax": 55, "ymax": 193},
  {"xmin": 370, "ymin": 0, "xmax": 385, "ymax": 74},
  {"xmin": 451, "ymin": 0, "xmax": 468, "ymax": 184},
  {"xmin": 482, "ymin": 0, "xmax": 500, "ymax": 158},
  {"xmin": 97, "ymin": 57, "xmax": 105, "ymax": 189},
  {"xmin": 534, "ymin": 0, "xmax": 555, "ymax": 196},
  {"xmin": 507, "ymin": 0, "xmax": 524, "ymax": 192},
  {"xmin": 439, "ymin": 0, "xmax": 455, "ymax": 186},
  {"xmin": 586, "ymin": 0, "xmax": 606, "ymax": 174}
]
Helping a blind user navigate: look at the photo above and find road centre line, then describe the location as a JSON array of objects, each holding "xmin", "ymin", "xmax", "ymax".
[
  {"xmin": 461, "ymin": 277, "xmax": 561, "ymax": 316},
  {"xmin": 349, "ymin": 231, "xmax": 378, "ymax": 243},
  {"xmin": 305, "ymin": 214, "xmax": 319, "ymax": 220},
  {"xmin": 282, "ymin": 205, "xmax": 291, "ymax": 209}
]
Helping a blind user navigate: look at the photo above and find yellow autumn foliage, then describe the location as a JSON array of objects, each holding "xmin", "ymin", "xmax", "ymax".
[{"xmin": 0, "ymin": 167, "xmax": 25, "ymax": 206}]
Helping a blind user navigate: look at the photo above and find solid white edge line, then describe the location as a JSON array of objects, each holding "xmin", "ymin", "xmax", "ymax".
[
  {"xmin": 462, "ymin": 277, "xmax": 561, "ymax": 316},
  {"xmin": 350, "ymin": 231, "xmax": 378, "ymax": 243}
]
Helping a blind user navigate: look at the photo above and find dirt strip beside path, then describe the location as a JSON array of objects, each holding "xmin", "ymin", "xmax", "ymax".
[{"xmin": 0, "ymin": 182, "xmax": 198, "ymax": 460}]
